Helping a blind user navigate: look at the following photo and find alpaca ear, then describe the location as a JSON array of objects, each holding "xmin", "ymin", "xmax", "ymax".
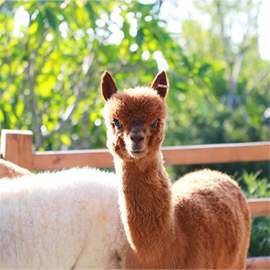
[
  {"xmin": 150, "ymin": 71, "xmax": 169, "ymax": 99},
  {"xmin": 101, "ymin": 71, "xmax": 118, "ymax": 101}
]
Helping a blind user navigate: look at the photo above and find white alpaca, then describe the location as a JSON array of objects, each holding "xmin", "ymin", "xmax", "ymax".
[{"xmin": 0, "ymin": 167, "xmax": 128, "ymax": 269}]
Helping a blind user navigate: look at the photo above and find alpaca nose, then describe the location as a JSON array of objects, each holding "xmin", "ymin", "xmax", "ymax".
[{"xmin": 130, "ymin": 133, "xmax": 144, "ymax": 144}]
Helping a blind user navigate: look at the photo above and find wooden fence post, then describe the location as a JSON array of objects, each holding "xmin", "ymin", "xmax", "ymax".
[{"xmin": 1, "ymin": 129, "xmax": 33, "ymax": 170}]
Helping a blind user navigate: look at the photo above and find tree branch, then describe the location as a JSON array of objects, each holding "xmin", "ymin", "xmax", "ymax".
[
  {"xmin": 35, "ymin": 35, "xmax": 102, "ymax": 150},
  {"xmin": 26, "ymin": 23, "xmax": 50, "ymax": 149},
  {"xmin": 228, "ymin": 0, "xmax": 262, "ymax": 96},
  {"xmin": 33, "ymin": 23, "xmax": 49, "ymax": 58},
  {"xmin": 216, "ymin": 0, "xmax": 233, "ymax": 70},
  {"xmin": 26, "ymin": 41, "xmax": 42, "ymax": 148},
  {"xmin": 35, "ymin": 46, "xmax": 53, "ymax": 78},
  {"xmin": 246, "ymin": 67, "xmax": 270, "ymax": 94}
]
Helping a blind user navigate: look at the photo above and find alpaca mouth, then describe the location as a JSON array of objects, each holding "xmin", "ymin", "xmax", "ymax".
[
  {"xmin": 130, "ymin": 149, "xmax": 145, "ymax": 157},
  {"xmin": 132, "ymin": 150, "xmax": 142, "ymax": 155}
]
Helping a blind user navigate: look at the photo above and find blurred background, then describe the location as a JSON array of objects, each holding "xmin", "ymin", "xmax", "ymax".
[{"xmin": 0, "ymin": 0, "xmax": 269, "ymax": 257}]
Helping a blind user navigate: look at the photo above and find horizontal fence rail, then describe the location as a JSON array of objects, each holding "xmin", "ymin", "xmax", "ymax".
[
  {"xmin": 29, "ymin": 142, "xmax": 270, "ymax": 171},
  {"xmin": 246, "ymin": 256, "xmax": 270, "ymax": 269},
  {"xmin": 0, "ymin": 130, "xmax": 269, "ymax": 269},
  {"xmin": 1, "ymin": 130, "xmax": 269, "ymax": 171},
  {"xmin": 32, "ymin": 149, "xmax": 113, "ymax": 170},
  {"xmin": 248, "ymin": 198, "xmax": 270, "ymax": 217}
]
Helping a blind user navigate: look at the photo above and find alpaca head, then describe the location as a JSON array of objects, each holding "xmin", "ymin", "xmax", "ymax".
[{"xmin": 101, "ymin": 71, "xmax": 169, "ymax": 162}]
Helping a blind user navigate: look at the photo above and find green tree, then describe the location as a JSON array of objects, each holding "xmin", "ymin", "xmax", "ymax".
[
  {"xmin": 0, "ymin": 0, "xmax": 173, "ymax": 150},
  {"xmin": 158, "ymin": 0, "xmax": 270, "ymax": 179}
]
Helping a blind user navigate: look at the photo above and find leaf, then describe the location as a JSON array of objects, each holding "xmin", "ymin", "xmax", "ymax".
[
  {"xmin": 136, "ymin": 2, "xmax": 155, "ymax": 17},
  {"xmin": 54, "ymin": 0, "xmax": 65, "ymax": 5},
  {"xmin": 85, "ymin": 2, "xmax": 97, "ymax": 29},
  {"xmin": 16, "ymin": 100, "xmax": 24, "ymax": 117},
  {"xmin": 37, "ymin": 76, "xmax": 55, "ymax": 97},
  {"xmin": 199, "ymin": 63, "xmax": 211, "ymax": 75},
  {"xmin": 61, "ymin": 134, "xmax": 71, "ymax": 146},
  {"xmin": 45, "ymin": 7, "xmax": 59, "ymax": 35},
  {"xmin": 182, "ymin": 55, "xmax": 191, "ymax": 71},
  {"xmin": 192, "ymin": 88, "xmax": 209, "ymax": 117},
  {"xmin": 4, "ymin": 103, "xmax": 12, "ymax": 112},
  {"xmin": 38, "ymin": 1, "xmax": 47, "ymax": 6},
  {"xmin": 136, "ymin": 28, "xmax": 144, "ymax": 48},
  {"xmin": 0, "ymin": 109, "xmax": 4, "ymax": 121},
  {"xmin": 75, "ymin": 0, "xmax": 84, "ymax": 8},
  {"xmin": 122, "ymin": 20, "xmax": 129, "ymax": 38},
  {"xmin": 28, "ymin": 22, "xmax": 38, "ymax": 35},
  {"xmin": 35, "ymin": 11, "xmax": 44, "ymax": 43}
]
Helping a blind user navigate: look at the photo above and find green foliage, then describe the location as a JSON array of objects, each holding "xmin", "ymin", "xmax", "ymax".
[
  {"xmin": 0, "ymin": 0, "xmax": 173, "ymax": 150},
  {"xmin": 242, "ymin": 170, "xmax": 270, "ymax": 198},
  {"xmin": 249, "ymin": 216, "xmax": 270, "ymax": 257},
  {"xmin": 241, "ymin": 171, "xmax": 270, "ymax": 257},
  {"xmin": 167, "ymin": 106, "xmax": 269, "ymax": 180}
]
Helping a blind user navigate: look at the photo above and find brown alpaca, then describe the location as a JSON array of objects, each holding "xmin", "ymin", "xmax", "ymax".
[
  {"xmin": 0, "ymin": 159, "xmax": 32, "ymax": 179},
  {"xmin": 101, "ymin": 71, "xmax": 251, "ymax": 269}
]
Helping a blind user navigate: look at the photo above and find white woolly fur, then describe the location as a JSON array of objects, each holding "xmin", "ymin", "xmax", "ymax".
[{"xmin": 0, "ymin": 167, "xmax": 128, "ymax": 269}]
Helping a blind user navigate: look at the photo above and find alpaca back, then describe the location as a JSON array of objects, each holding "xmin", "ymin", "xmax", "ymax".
[
  {"xmin": 0, "ymin": 167, "xmax": 127, "ymax": 269},
  {"xmin": 172, "ymin": 169, "xmax": 250, "ymax": 269}
]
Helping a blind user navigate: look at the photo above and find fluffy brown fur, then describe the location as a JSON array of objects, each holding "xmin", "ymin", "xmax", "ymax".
[
  {"xmin": 0, "ymin": 159, "xmax": 32, "ymax": 179},
  {"xmin": 101, "ymin": 70, "xmax": 251, "ymax": 269}
]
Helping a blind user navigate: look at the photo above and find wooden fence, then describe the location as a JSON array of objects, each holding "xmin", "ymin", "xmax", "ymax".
[{"xmin": 0, "ymin": 129, "xmax": 269, "ymax": 269}]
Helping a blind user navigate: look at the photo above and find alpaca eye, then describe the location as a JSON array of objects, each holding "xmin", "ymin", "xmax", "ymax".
[
  {"xmin": 112, "ymin": 119, "xmax": 122, "ymax": 129},
  {"xmin": 150, "ymin": 119, "xmax": 160, "ymax": 128}
]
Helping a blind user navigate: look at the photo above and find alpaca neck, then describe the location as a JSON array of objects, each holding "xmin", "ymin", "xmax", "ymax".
[{"xmin": 115, "ymin": 151, "xmax": 175, "ymax": 259}]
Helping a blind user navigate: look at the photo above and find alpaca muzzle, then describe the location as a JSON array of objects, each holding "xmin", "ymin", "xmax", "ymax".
[
  {"xmin": 128, "ymin": 128, "xmax": 145, "ymax": 156},
  {"xmin": 130, "ymin": 133, "xmax": 144, "ymax": 145}
]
